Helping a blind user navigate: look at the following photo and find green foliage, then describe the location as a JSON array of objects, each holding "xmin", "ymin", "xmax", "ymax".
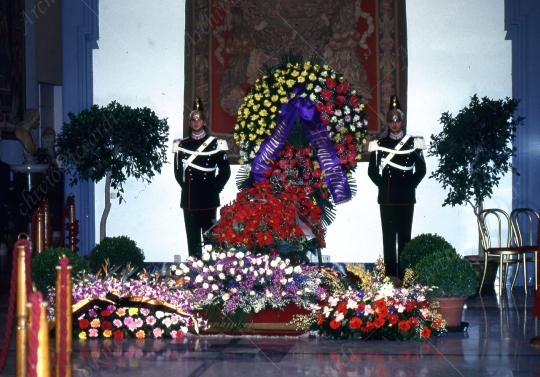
[
  {"xmin": 31, "ymin": 247, "xmax": 88, "ymax": 293},
  {"xmin": 56, "ymin": 101, "xmax": 169, "ymax": 203},
  {"xmin": 428, "ymin": 95, "xmax": 525, "ymax": 214},
  {"xmin": 415, "ymin": 251, "xmax": 478, "ymax": 298},
  {"xmin": 89, "ymin": 236, "xmax": 145, "ymax": 273},
  {"xmin": 400, "ymin": 233, "xmax": 457, "ymax": 275}
]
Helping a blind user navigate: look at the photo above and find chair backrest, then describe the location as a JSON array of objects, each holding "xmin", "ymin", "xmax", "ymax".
[
  {"xmin": 510, "ymin": 208, "xmax": 539, "ymax": 247},
  {"xmin": 477, "ymin": 208, "xmax": 511, "ymax": 250}
]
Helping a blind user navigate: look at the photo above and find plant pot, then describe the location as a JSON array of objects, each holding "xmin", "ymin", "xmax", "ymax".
[
  {"xmin": 195, "ymin": 303, "xmax": 310, "ymax": 336},
  {"xmin": 431, "ymin": 297, "xmax": 466, "ymax": 327}
]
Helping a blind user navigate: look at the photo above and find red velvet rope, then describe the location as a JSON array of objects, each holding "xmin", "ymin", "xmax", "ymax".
[
  {"xmin": 0, "ymin": 239, "xmax": 31, "ymax": 373},
  {"xmin": 27, "ymin": 291, "xmax": 42, "ymax": 377},
  {"xmin": 58, "ymin": 257, "xmax": 69, "ymax": 377}
]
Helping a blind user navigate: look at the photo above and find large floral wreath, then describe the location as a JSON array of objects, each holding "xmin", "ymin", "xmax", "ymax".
[{"xmin": 213, "ymin": 55, "xmax": 368, "ymax": 260}]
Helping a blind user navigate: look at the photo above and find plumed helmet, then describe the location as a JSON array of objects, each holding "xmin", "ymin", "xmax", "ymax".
[
  {"xmin": 189, "ymin": 97, "xmax": 206, "ymax": 121},
  {"xmin": 386, "ymin": 95, "xmax": 404, "ymax": 122}
]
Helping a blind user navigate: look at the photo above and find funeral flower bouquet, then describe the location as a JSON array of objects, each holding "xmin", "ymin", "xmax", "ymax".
[
  {"xmin": 309, "ymin": 259, "xmax": 447, "ymax": 340},
  {"xmin": 173, "ymin": 248, "xmax": 327, "ymax": 329}
]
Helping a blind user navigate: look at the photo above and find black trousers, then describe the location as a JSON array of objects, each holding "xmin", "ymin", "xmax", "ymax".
[
  {"xmin": 379, "ymin": 204, "xmax": 414, "ymax": 277},
  {"xmin": 183, "ymin": 208, "xmax": 216, "ymax": 258}
]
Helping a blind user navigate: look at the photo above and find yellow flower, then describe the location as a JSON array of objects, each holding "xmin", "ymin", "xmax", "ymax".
[
  {"xmin": 290, "ymin": 93, "xmax": 296, "ymax": 98},
  {"xmin": 303, "ymin": 61, "xmax": 312, "ymax": 70},
  {"xmin": 301, "ymin": 70, "xmax": 308, "ymax": 76},
  {"xmin": 271, "ymin": 95, "xmax": 279, "ymax": 102},
  {"xmin": 250, "ymin": 114, "xmax": 259, "ymax": 121},
  {"xmin": 313, "ymin": 64, "xmax": 320, "ymax": 71},
  {"xmin": 248, "ymin": 99, "xmax": 254, "ymax": 106},
  {"xmin": 233, "ymin": 134, "xmax": 239, "ymax": 140},
  {"xmin": 254, "ymin": 93, "xmax": 262, "ymax": 101},
  {"xmin": 313, "ymin": 161, "xmax": 320, "ymax": 169},
  {"xmin": 103, "ymin": 330, "xmax": 112, "ymax": 338},
  {"xmin": 309, "ymin": 73, "xmax": 317, "ymax": 81},
  {"xmin": 280, "ymin": 97, "xmax": 289, "ymax": 104},
  {"xmin": 340, "ymin": 127, "xmax": 348, "ymax": 134},
  {"xmin": 239, "ymin": 158, "xmax": 245, "ymax": 164},
  {"xmin": 286, "ymin": 79, "xmax": 295, "ymax": 87},
  {"xmin": 249, "ymin": 134, "xmax": 257, "ymax": 141},
  {"xmin": 291, "ymin": 70, "xmax": 299, "ymax": 77},
  {"xmin": 323, "ymin": 64, "xmax": 330, "ymax": 70},
  {"xmin": 264, "ymin": 100, "xmax": 271, "ymax": 107},
  {"xmin": 243, "ymin": 108, "xmax": 250, "ymax": 117},
  {"xmin": 79, "ymin": 332, "xmax": 87, "ymax": 340},
  {"xmin": 297, "ymin": 76, "xmax": 305, "ymax": 83},
  {"xmin": 128, "ymin": 308, "xmax": 139, "ymax": 316},
  {"xmin": 260, "ymin": 109, "xmax": 268, "ymax": 117},
  {"xmin": 90, "ymin": 319, "xmax": 101, "ymax": 328},
  {"xmin": 270, "ymin": 106, "xmax": 277, "ymax": 113},
  {"xmin": 359, "ymin": 103, "xmax": 365, "ymax": 110},
  {"xmin": 135, "ymin": 330, "xmax": 145, "ymax": 339}
]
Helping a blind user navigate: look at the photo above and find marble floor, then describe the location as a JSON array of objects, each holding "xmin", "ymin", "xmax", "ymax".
[{"xmin": 1, "ymin": 286, "xmax": 540, "ymax": 377}]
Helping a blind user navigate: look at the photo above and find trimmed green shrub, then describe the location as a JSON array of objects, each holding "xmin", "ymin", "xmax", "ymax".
[
  {"xmin": 89, "ymin": 236, "xmax": 145, "ymax": 273},
  {"xmin": 31, "ymin": 247, "xmax": 88, "ymax": 293},
  {"xmin": 415, "ymin": 251, "xmax": 478, "ymax": 298},
  {"xmin": 400, "ymin": 233, "xmax": 457, "ymax": 275}
]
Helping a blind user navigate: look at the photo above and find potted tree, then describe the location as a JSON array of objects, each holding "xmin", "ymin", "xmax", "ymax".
[
  {"xmin": 400, "ymin": 233, "xmax": 456, "ymax": 277},
  {"xmin": 56, "ymin": 101, "xmax": 169, "ymax": 241},
  {"xmin": 414, "ymin": 250, "xmax": 479, "ymax": 327}
]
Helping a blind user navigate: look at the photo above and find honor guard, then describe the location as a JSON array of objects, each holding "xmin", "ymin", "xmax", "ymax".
[
  {"xmin": 173, "ymin": 97, "xmax": 231, "ymax": 258},
  {"xmin": 367, "ymin": 95, "xmax": 426, "ymax": 278}
]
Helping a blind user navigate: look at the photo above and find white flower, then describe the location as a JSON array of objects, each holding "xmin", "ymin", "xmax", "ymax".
[
  {"xmin": 155, "ymin": 311, "xmax": 165, "ymax": 319},
  {"xmin": 229, "ymin": 268, "xmax": 236, "ymax": 275},
  {"xmin": 174, "ymin": 270, "xmax": 182, "ymax": 276},
  {"xmin": 309, "ymin": 93, "xmax": 316, "ymax": 101},
  {"xmin": 184, "ymin": 276, "xmax": 191, "ymax": 282},
  {"xmin": 335, "ymin": 311, "xmax": 344, "ymax": 322},
  {"xmin": 347, "ymin": 299, "xmax": 357, "ymax": 310},
  {"xmin": 270, "ymin": 260, "xmax": 278, "ymax": 268},
  {"xmin": 265, "ymin": 290, "xmax": 272, "ymax": 297},
  {"xmin": 195, "ymin": 275, "xmax": 203, "ymax": 283},
  {"xmin": 293, "ymin": 266, "xmax": 302, "ymax": 273},
  {"xmin": 235, "ymin": 251, "xmax": 244, "ymax": 259},
  {"xmin": 196, "ymin": 260, "xmax": 204, "ymax": 268},
  {"xmin": 204, "ymin": 244, "xmax": 213, "ymax": 252},
  {"xmin": 260, "ymin": 277, "xmax": 265, "ymax": 283},
  {"xmin": 212, "ymin": 284, "xmax": 219, "ymax": 291},
  {"xmin": 207, "ymin": 293, "xmax": 214, "ymax": 300},
  {"xmin": 259, "ymin": 268, "xmax": 265, "ymax": 274},
  {"xmin": 256, "ymin": 259, "xmax": 262, "ymax": 265},
  {"xmin": 236, "ymin": 275, "xmax": 242, "ymax": 281},
  {"xmin": 222, "ymin": 293, "xmax": 230, "ymax": 301},
  {"xmin": 253, "ymin": 271, "xmax": 259, "ymax": 277},
  {"xmin": 216, "ymin": 264, "xmax": 223, "ymax": 272},
  {"xmin": 304, "ymin": 288, "xmax": 311, "ymax": 293},
  {"xmin": 323, "ymin": 306, "xmax": 332, "ymax": 317},
  {"xmin": 211, "ymin": 252, "xmax": 217, "ymax": 260},
  {"xmin": 285, "ymin": 266, "xmax": 293, "ymax": 275},
  {"xmin": 250, "ymin": 291, "xmax": 256, "ymax": 296},
  {"xmin": 233, "ymin": 261, "xmax": 238, "ymax": 266},
  {"xmin": 328, "ymin": 297, "xmax": 339, "ymax": 306},
  {"xmin": 202, "ymin": 283, "xmax": 209, "ymax": 289},
  {"xmin": 202, "ymin": 252, "xmax": 210, "ymax": 261},
  {"xmin": 249, "ymin": 266, "xmax": 254, "ymax": 272},
  {"xmin": 239, "ymin": 260, "xmax": 244, "ymax": 267},
  {"xmin": 279, "ymin": 262, "xmax": 286, "ymax": 270},
  {"xmin": 219, "ymin": 273, "xmax": 226, "ymax": 280},
  {"xmin": 282, "ymin": 291, "xmax": 286, "ymax": 296},
  {"xmin": 280, "ymin": 278, "xmax": 287, "ymax": 285},
  {"xmin": 209, "ymin": 266, "xmax": 215, "ymax": 272},
  {"xmin": 266, "ymin": 270, "xmax": 272, "ymax": 276},
  {"xmin": 297, "ymin": 290, "xmax": 303, "ymax": 296},
  {"xmin": 219, "ymin": 253, "xmax": 226, "ymax": 259},
  {"xmin": 231, "ymin": 288, "xmax": 237, "ymax": 293},
  {"xmin": 202, "ymin": 267, "xmax": 209, "ymax": 273}
]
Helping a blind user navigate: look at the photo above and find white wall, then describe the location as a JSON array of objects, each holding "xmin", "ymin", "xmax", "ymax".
[{"xmin": 93, "ymin": 0, "xmax": 512, "ymax": 262}]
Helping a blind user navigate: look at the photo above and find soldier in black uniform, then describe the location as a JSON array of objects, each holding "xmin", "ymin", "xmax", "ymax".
[
  {"xmin": 367, "ymin": 96, "xmax": 426, "ymax": 277},
  {"xmin": 173, "ymin": 98, "xmax": 231, "ymax": 258}
]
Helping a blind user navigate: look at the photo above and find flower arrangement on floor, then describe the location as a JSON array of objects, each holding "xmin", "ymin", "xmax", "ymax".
[
  {"xmin": 173, "ymin": 247, "xmax": 327, "ymax": 329},
  {"xmin": 306, "ymin": 258, "xmax": 447, "ymax": 340},
  {"xmin": 212, "ymin": 180, "xmax": 325, "ymax": 261},
  {"xmin": 46, "ymin": 264, "xmax": 199, "ymax": 339}
]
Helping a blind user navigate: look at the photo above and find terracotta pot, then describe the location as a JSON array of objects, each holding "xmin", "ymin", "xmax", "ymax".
[{"xmin": 432, "ymin": 297, "xmax": 466, "ymax": 327}]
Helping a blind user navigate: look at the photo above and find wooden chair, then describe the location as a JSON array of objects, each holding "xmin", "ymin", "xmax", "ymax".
[
  {"xmin": 477, "ymin": 209, "xmax": 528, "ymax": 295},
  {"xmin": 510, "ymin": 208, "xmax": 539, "ymax": 292}
]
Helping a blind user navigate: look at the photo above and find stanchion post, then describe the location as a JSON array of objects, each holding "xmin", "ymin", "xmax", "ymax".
[
  {"xmin": 55, "ymin": 259, "xmax": 73, "ymax": 377},
  {"xmin": 15, "ymin": 245, "xmax": 27, "ymax": 377},
  {"xmin": 37, "ymin": 301, "xmax": 51, "ymax": 377}
]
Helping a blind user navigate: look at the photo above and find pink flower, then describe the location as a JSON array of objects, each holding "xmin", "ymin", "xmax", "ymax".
[
  {"xmin": 146, "ymin": 316, "xmax": 157, "ymax": 326},
  {"xmin": 89, "ymin": 329, "xmax": 99, "ymax": 337},
  {"xmin": 113, "ymin": 319, "xmax": 122, "ymax": 328},
  {"xmin": 134, "ymin": 318, "xmax": 144, "ymax": 328},
  {"xmin": 140, "ymin": 308, "xmax": 150, "ymax": 316},
  {"xmin": 162, "ymin": 318, "xmax": 172, "ymax": 328},
  {"xmin": 153, "ymin": 328, "xmax": 163, "ymax": 338}
]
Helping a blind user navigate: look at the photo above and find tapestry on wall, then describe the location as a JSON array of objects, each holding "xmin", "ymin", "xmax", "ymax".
[{"xmin": 184, "ymin": 0, "xmax": 407, "ymax": 161}]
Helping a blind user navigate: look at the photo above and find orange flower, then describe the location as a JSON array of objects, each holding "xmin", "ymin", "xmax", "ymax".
[
  {"xmin": 329, "ymin": 319, "xmax": 341, "ymax": 329},
  {"xmin": 421, "ymin": 326, "xmax": 432, "ymax": 338},
  {"xmin": 349, "ymin": 317, "xmax": 362, "ymax": 329},
  {"xmin": 398, "ymin": 320, "xmax": 411, "ymax": 332},
  {"xmin": 135, "ymin": 330, "xmax": 145, "ymax": 339},
  {"xmin": 90, "ymin": 319, "xmax": 101, "ymax": 328}
]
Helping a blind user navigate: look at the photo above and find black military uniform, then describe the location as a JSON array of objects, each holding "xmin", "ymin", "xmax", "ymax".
[
  {"xmin": 367, "ymin": 96, "xmax": 426, "ymax": 277},
  {"xmin": 173, "ymin": 117, "xmax": 231, "ymax": 258}
]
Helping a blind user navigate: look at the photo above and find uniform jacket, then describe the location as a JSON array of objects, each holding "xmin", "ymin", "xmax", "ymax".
[
  {"xmin": 174, "ymin": 135, "xmax": 231, "ymax": 210},
  {"xmin": 367, "ymin": 134, "xmax": 426, "ymax": 205}
]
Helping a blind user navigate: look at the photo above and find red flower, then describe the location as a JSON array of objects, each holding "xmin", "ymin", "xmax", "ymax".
[
  {"xmin": 405, "ymin": 301, "xmax": 415, "ymax": 312},
  {"xmin": 101, "ymin": 321, "xmax": 112, "ymax": 331},
  {"xmin": 421, "ymin": 326, "xmax": 432, "ymax": 339},
  {"xmin": 278, "ymin": 159, "xmax": 288, "ymax": 170},
  {"xmin": 320, "ymin": 89, "xmax": 333, "ymax": 102},
  {"xmin": 320, "ymin": 114, "xmax": 330, "ymax": 125},
  {"xmin": 321, "ymin": 192, "xmax": 329, "ymax": 199},
  {"xmin": 79, "ymin": 319, "xmax": 89, "ymax": 329},
  {"xmin": 325, "ymin": 102, "xmax": 336, "ymax": 115},
  {"xmin": 388, "ymin": 313, "xmax": 399, "ymax": 325},
  {"xmin": 336, "ymin": 301, "xmax": 347, "ymax": 313},
  {"xmin": 336, "ymin": 81, "xmax": 349, "ymax": 94},
  {"xmin": 325, "ymin": 76, "xmax": 337, "ymax": 89},
  {"xmin": 349, "ymin": 95, "xmax": 359, "ymax": 108},
  {"xmin": 349, "ymin": 317, "xmax": 362, "ymax": 329},
  {"xmin": 432, "ymin": 318, "xmax": 442, "ymax": 328},
  {"xmin": 317, "ymin": 313, "xmax": 325, "ymax": 325},
  {"xmin": 373, "ymin": 316, "xmax": 385, "ymax": 328},
  {"xmin": 335, "ymin": 144, "xmax": 346, "ymax": 154},
  {"xmin": 409, "ymin": 316, "xmax": 419, "ymax": 327},
  {"xmin": 398, "ymin": 320, "xmax": 411, "ymax": 332},
  {"xmin": 335, "ymin": 95, "xmax": 346, "ymax": 108},
  {"xmin": 315, "ymin": 101, "xmax": 325, "ymax": 112},
  {"xmin": 304, "ymin": 185, "xmax": 314, "ymax": 195},
  {"xmin": 113, "ymin": 330, "xmax": 124, "ymax": 339},
  {"xmin": 100, "ymin": 309, "xmax": 111, "ymax": 317},
  {"xmin": 329, "ymin": 319, "xmax": 341, "ymax": 329}
]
